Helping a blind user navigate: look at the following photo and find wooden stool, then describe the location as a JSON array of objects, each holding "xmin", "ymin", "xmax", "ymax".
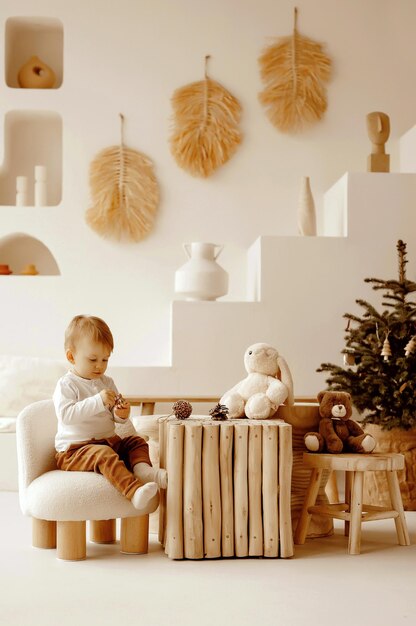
[{"xmin": 294, "ymin": 452, "xmax": 411, "ymax": 555}]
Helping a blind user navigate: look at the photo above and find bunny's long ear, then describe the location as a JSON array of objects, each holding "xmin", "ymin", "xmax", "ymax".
[{"xmin": 277, "ymin": 355, "xmax": 294, "ymax": 405}]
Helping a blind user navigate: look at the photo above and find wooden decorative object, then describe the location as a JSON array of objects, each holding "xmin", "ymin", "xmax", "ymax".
[
  {"xmin": 18, "ymin": 55, "xmax": 56, "ymax": 89},
  {"xmin": 170, "ymin": 56, "xmax": 242, "ymax": 177},
  {"xmin": 20, "ymin": 264, "xmax": 39, "ymax": 275},
  {"xmin": 159, "ymin": 417, "xmax": 293, "ymax": 559},
  {"xmin": 367, "ymin": 112, "xmax": 390, "ymax": 173},
  {"xmin": 86, "ymin": 113, "xmax": 159, "ymax": 242},
  {"xmin": 258, "ymin": 7, "xmax": 332, "ymax": 133}
]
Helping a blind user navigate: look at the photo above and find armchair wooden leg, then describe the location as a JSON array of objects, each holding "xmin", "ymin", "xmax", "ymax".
[
  {"xmin": 57, "ymin": 521, "xmax": 86, "ymax": 560},
  {"xmin": 32, "ymin": 518, "xmax": 56, "ymax": 549},
  {"xmin": 90, "ymin": 519, "xmax": 116, "ymax": 544},
  {"xmin": 120, "ymin": 515, "xmax": 149, "ymax": 554}
]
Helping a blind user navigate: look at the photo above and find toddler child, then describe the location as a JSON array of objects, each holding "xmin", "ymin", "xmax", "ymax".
[{"xmin": 53, "ymin": 314, "xmax": 167, "ymax": 511}]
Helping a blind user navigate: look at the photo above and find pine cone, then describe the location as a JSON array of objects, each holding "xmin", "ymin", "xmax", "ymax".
[
  {"xmin": 172, "ymin": 399, "xmax": 193, "ymax": 419},
  {"xmin": 209, "ymin": 403, "xmax": 229, "ymax": 421},
  {"xmin": 114, "ymin": 393, "xmax": 128, "ymax": 409}
]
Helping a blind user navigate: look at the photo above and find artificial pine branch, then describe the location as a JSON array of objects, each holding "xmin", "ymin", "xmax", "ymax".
[{"xmin": 318, "ymin": 240, "xmax": 416, "ymax": 430}]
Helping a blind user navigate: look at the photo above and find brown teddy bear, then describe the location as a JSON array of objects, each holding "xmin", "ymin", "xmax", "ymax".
[{"xmin": 304, "ymin": 390, "xmax": 376, "ymax": 454}]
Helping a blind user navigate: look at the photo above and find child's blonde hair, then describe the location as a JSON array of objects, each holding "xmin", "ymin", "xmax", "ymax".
[{"xmin": 64, "ymin": 315, "xmax": 114, "ymax": 352}]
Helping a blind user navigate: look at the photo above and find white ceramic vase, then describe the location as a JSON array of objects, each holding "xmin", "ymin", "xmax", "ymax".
[
  {"xmin": 174, "ymin": 242, "xmax": 229, "ymax": 301},
  {"xmin": 298, "ymin": 176, "xmax": 317, "ymax": 236}
]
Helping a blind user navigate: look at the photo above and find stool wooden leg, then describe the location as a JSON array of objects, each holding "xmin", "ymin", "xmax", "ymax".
[
  {"xmin": 325, "ymin": 471, "xmax": 339, "ymax": 504},
  {"xmin": 344, "ymin": 471, "xmax": 353, "ymax": 537},
  {"xmin": 348, "ymin": 471, "xmax": 363, "ymax": 555},
  {"xmin": 32, "ymin": 518, "xmax": 56, "ymax": 549},
  {"xmin": 57, "ymin": 521, "xmax": 86, "ymax": 561},
  {"xmin": 120, "ymin": 516, "xmax": 149, "ymax": 554},
  {"xmin": 386, "ymin": 471, "xmax": 411, "ymax": 546},
  {"xmin": 294, "ymin": 468, "xmax": 323, "ymax": 544},
  {"xmin": 90, "ymin": 519, "xmax": 116, "ymax": 544}
]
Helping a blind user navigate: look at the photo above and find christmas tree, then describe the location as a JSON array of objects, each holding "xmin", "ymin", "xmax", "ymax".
[{"xmin": 318, "ymin": 240, "xmax": 416, "ymax": 431}]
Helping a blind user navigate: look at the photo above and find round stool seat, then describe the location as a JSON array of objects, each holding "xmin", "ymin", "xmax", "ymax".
[{"xmin": 302, "ymin": 452, "xmax": 405, "ymax": 472}]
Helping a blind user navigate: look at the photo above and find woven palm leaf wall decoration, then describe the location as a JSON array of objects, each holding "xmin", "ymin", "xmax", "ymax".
[
  {"xmin": 86, "ymin": 114, "xmax": 159, "ymax": 242},
  {"xmin": 170, "ymin": 56, "xmax": 242, "ymax": 177},
  {"xmin": 258, "ymin": 7, "xmax": 332, "ymax": 133}
]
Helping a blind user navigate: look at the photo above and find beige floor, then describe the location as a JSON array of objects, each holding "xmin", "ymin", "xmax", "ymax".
[{"xmin": 1, "ymin": 491, "xmax": 415, "ymax": 626}]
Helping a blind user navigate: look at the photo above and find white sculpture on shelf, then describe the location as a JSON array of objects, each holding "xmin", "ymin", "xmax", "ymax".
[
  {"xmin": 297, "ymin": 176, "xmax": 317, "ymax": 236},
  {"xmin": 367, "ymin": 111, "xmax": 390, "ymax": 173}
]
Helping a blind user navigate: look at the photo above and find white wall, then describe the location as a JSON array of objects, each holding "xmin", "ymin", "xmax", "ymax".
[{"xmin": 1, "ymin": 0, "xmax": 416, "ymax": 392}]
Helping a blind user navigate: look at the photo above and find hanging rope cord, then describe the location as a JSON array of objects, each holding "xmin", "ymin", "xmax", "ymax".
[
  {"xmin": 201, "ymin": 55, "xmax": 211, "ymax": 130},
  {"xmin": 119, "ymin": 113, "xmax": 126, "ymax": 206},
  {"xmin": 291, "ymin": 7, "xmax": 299, "ymax": 97}
]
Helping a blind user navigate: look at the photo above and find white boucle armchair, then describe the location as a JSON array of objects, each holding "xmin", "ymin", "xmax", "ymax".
[{"xmin": 16, "ymin": 399, "xmax": 159, "ymax": 560}]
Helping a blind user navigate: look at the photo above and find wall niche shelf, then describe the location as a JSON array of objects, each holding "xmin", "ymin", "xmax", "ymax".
[
  {"xmin": 5, "ymin": 17, "xmax": 63, "ymax": 89},
  {"xmin": 0, "ymin": 110, "xmax": 62, "ymax": 206},
  {"xmin": 0, "ymin": 233, "xmax": 60, "ymax": 275}
]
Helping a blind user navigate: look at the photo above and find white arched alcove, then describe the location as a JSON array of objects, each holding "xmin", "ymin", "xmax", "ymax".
[{"xmin": 0, "ymin": 232, "xmax": 60, "ymax": 275}]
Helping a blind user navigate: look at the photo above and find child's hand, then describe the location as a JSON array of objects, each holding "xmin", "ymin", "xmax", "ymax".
[
  {"xmin": 100, "ymin": 389, "xmax": 116, "ymax": 410},
  {"xmin": 114, "ymin": 395, "xmax": 130, "ymax": 420}
]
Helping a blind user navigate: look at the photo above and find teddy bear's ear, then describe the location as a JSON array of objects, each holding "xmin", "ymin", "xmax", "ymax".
[{"xmin": 317, "ymin": 390, "xmax": 326, "ymax": 403}]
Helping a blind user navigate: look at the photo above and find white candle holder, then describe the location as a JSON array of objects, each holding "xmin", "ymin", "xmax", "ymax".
[
  {"xmin": 16, "ymin": 175, "xmax": 28, "ymax": 206},
  {"xmin": 34, "ymin": 165, "xmax": 47, "ymax": 206}
]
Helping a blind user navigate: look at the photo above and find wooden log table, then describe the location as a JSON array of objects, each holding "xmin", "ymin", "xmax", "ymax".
[{"xmin": 158, "ymin": 417, "xmax": 293, "ymax": 559}]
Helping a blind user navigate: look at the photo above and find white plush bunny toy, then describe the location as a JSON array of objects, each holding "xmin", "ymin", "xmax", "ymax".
[{"xmin": 220, "ymin": 343, "xmax": 294, "ymax": 419}]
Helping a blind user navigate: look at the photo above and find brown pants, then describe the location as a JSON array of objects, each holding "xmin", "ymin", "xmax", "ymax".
[{"xmin": 56, "ymin": 435, "xmax": 151, "ymax": 500}]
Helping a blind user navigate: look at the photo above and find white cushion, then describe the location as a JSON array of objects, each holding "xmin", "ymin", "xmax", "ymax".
[
  {"xmin": 0, "ymin": 355, "xmax": 66, "ymax": 417},
  {"xmin": 26, "ymin": 470, "xmax": 159, "ymax": 521}
]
